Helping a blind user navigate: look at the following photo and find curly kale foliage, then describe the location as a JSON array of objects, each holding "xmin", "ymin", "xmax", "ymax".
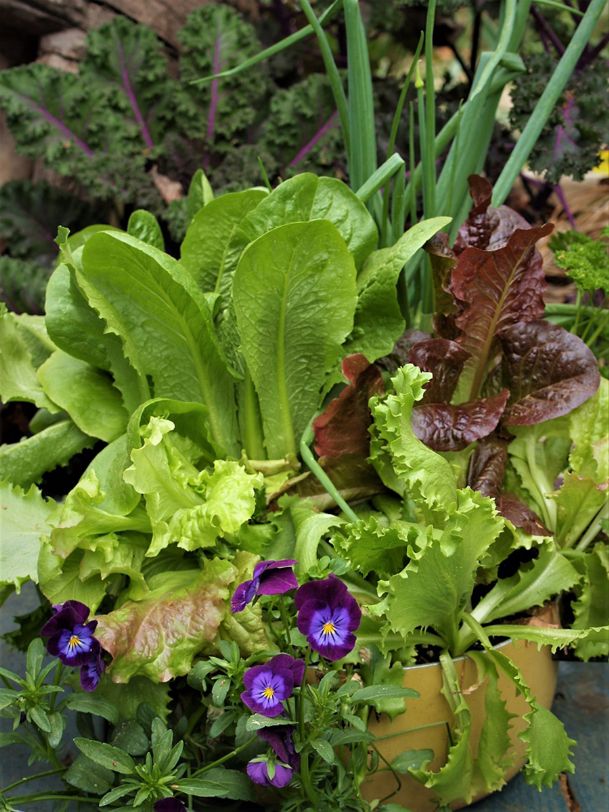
[
  {"xmin": 550, "ymin": 230, "xmax": 609, "ymax": 293},
  {"xmin": 0, "ymin": 258, "xmax": 50, "ymax": 314},
  {"xmin": 510, "ymin": 52, "xmax": 609, "ymax": 183}
]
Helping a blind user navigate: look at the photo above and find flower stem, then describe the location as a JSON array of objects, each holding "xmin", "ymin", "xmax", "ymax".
[
  {"xmin": 4, "ymin": 794, "xmax": 99, "ymax": 805},
  {"xmin": 189, "ymin": 736, "xmax": 257, "ymax": 778},
  {"xmin": 0, "ymin": 768, "xmax": 64, "ymax": 794},
  {"xmin": 298, "ymin": 658, "xmax": 319, "ymax": 805}
]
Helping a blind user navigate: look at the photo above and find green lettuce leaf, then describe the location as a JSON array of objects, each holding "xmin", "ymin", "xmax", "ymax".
[
  {"xmin": 180, "ymin": 188, "xmax": 267, "ymax": 297},
  {"xmin": 124, "ymin": 415, "xmax": 261, "ymax": 556},
  {"xmin": 95, "ymin": 560, "xmax": 237, "ymax": 682},
  {"xmin": 551, "ymin": 472, "xmax": 607, "ymax": 549},
  {"xmin": 78, "ymin": 231, "xmax": 238, "ymax": 454},
  {"xmin": 0, "ymin": 306, "xmax": 57, "ymax": 410},
  {"xmin": 0, "ymin": 482, "xmax": 56, "ymax": 597},
  {"xmin": 369, "ymin": 364, "xmax": 458, "ymax": 520},
  {"xmin": 79, "ymin": 534, "xmax": 149, "ymax": 595},
  {"xmin": 385, "ymin": 490, "xmax": 503, "ymax": 646},
  {"xmin": 334, "ymin": 515, "xmax": 426, "ymax": 579},
  {"xmin": 346, "ymin": 217, "xmax": 451, "ymax": 361},
  {"xmin": 570, "ymin": 544, "xmax": 609, "ymax": 660},
  {"xmin": 38, "ymin": 547, "xmax": 108, "ymax": 612},
  {"xmin": 0, "ymin": 420, "xmax": 94, "ymax": 489},
  {"xmin": 233, "ymin": 173, "xmax": 378, "ymax": 271},
  {"xmin": 233, "ymin": 220, "xmax": 357, "ymax": 458},
  {"xmin": 37, "ymin": 350, "xmax": 128, "ymax": 442},
  {"xmin": 127, "ymin": 210, "xmax": 164, "ymax": 251},
  {"xmin": 569, "ymin": 377, "xmax": 609, "ymax": 484},
  {"xmin": 471, "ymin": 545, "xmax": 580, "ymax": 625},
  {"xmin": 49, "ymin": 435, "xmax": 149, "ymax": 560}
]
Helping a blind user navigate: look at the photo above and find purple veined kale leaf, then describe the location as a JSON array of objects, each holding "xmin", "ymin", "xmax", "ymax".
[
  {"xmin": 81, "ymin": 16, "xmax": 172, "ymax": 151},
  {"xmin": 410, "ymin": 389, "xmax": 509, "ymax": 452},
  {"xmin": 313, "ymin": 354, "xmax": 384, "ymax": 458},
  {"xmin": 260, "ymin": 73, "xmax": 342, "ymax": 177},
  {"xmin": 177, "ymin": 5, "xmax": 271, "ymax": 147},
  {"xmin": 501, "ymin": 320, "xmax": 600, "ymax": 426}
]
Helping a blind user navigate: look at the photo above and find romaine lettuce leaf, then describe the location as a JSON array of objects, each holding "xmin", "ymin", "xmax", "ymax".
[
  {"xmin": 0, "ymin": 306, "xmax": 57, "ymax": 410},
  {"xmin": 233, "ymin": 220, "xmax": 357, "ymax": 458}
]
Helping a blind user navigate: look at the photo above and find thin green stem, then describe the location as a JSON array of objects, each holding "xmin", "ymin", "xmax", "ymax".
[
  {"xmin": 5, "ymin": 794, "xmax": 99, "ymax": 805},
  {"xmin": 1, "ymin": 768, "xmax": 64, "ymax": 794},
  {"xmin": 424, "ymin": 0, "xmax": 437, "ymax": 217},
  {"xmin": 300, "ymin": 422, "xmax": 359, "ymax": 523},
  {"xmin": 189, "ymin": 736, "xmax": 257, "ymax": 778},
  {"xmin": 298, "ymin": 659, "xmax": 319, "ymax": 804},
  {"xmin": 374, "ymin": 719, "xmax": 451, "ymax": 742},
  {"xmin": 575, "ymin": 501, "xmax": 609, "ymax": 552},
  {"xmin": 386, "ymin": 33, "xmax": 424, "ymax": 161}
]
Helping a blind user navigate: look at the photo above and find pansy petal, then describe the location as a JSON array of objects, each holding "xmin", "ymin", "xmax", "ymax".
[
  {"xmin": 80, "ymin": 653, "xmax": 105, "ymax": 692},
  {"xmin": 231, "ymin": 578, "xmax": 258, "ymax": 613},
  {"xmin": 294, "ymin": 574, "xmax": 348, "ymax": 610},
  {"xmin": 252, "ymin": 559, "xmax": 296, "ymax": 580},
  {"xmin": 268, "ymin": 654, "xmax": 305, "ymax": 685},
  {"xmin": 257, "ymin": 568, "xmax": 299, "ymax": 596}
]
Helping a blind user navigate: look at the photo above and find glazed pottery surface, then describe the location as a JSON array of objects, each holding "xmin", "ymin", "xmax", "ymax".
[{"xmin": 363, "ymin": 639, "xmax": 558, "ymax": 811}]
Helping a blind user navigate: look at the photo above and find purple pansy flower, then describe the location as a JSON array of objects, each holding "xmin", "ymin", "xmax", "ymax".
[
  {"xmin": 247, "ymin": 758, "xmax": 294, "ymax": 788},
  {"xmin": 295, "ymin": 574, "xmax": 362, "ymax": 661},
  {"xmin": 40, "ymin": 600, "xmax": 107, "ymax": 692},
  {"xmin": 41, "ymin": 601, "xmax": 99, "ymax": 666},
  {"xmin": 154, "ymin": 799, "xmax": 187, "ymax": 812},
  {"xmin": 241, "ymin": 653, "xmax": 305, "ymax": 717},
  {"xmin": 231, "ymin": 559, "xmax": 298, "ymax": 612},
  {"xmin": 259, "ymin": 726, "xmax": 299, "ymax": 769}
]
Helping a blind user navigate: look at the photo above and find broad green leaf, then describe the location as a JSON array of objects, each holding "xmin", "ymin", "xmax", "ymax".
[
  {"xmin": 234, "ymin": 220, "xmax": 357, "ymax": 458},
  {"xmin": 551, "ymin": 472, "xmax": 607, "ymax": 548},
  {"xmin": 293, "ymin": 507, "xmax": 343, "ymax": 577},
  {"xmin": 0, "ymin": 306, "xmax": 57, "ymax": 410},
  {"xmin": 95, "ymin": 561, "xmax": 237, "ymax": 682},
  {"xmin": 370, "ymin": 365, "xmax": 458, "ymax": 520},
  {"xmin": 0, "ymin": 420, "xmax": 94, "ymax": 488},
  {"xmin": 79, "ymin": 534, "xmax": 148, "ymax": 595},
  {"xmin": 0, "ymin": 482, "xmax": 56, "ymax": 593},
  {"xmin": 111, "ymin": 721, "xmax": 149, "ymax": 755},
  {"xmin": 79, "ymin": 231, "xmax": 238, "ymax": 454},
  {"xmin": 127, "ymin": 209, "xmax": 164, "ymax": 250},
  {"xmin": 311, "ymin": 738, "xmax": 335, "ymax": 764},
  {"xmin": 74, "ymin": 737, "xmax": 135, "ymax": 774},
  {"xmin": 180, "ymin": 188, "xmax": 267, "ymax": 296},
  {"xmin": 482, "ymin": 623, "xmax": 608, "ymax": 653},
  {"xmin": 176, "ymin": 767, "xmax": 255, "ymax": 800},
  {"xmin": 65, "ymin": 692, "xmax": 120, "ymax": 725},
  {"xmin": 235, "ymin": 173, "xmax": 378, "ymax": 270},
  {"xmin": 472, "ymin": 546, "xmax": 580, "ymax": 624},
  {"xmin": 38, "ymin": 547, "xmax": 107, "ymax": 612},
  {"xmin": 346, "ymin": 217, "xmax": 451, "ymax": 361},
  {"xmin": 569, "ymin": 377, "xmax": 609, "ymax": 483},
  {"xmin": 386, "ymin": 490, "xmax": 503, "ymax": 644},
  {"xmin": 37, "ymin": 350, "xmax": 128, "ymax": 442},
  {"xmin": 65, "ymin": 754, "xmax": 114, "ymax": 795},
  {"xmin": 94, "ymin": 677, "xmax": 170, "ymax": 723},
  {"xmin": 570, "ymin": 544, "xmax": 609, "ymax": 660}
]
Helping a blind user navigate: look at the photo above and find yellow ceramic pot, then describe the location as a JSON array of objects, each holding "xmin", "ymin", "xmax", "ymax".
[{"xmin": 363, "ymin": 639, "xmax": 558, "ymax": 811}]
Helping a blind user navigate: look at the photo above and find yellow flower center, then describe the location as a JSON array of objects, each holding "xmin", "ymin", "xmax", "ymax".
[
  {"xmin": 68, "ymin": 634, "xmax": 82, "ymax": 650},
  {"xmin": 262, "ymin": 686, "xmax": 275, "ymax": 700},
  {"xmin": 322, "ymin": 621, "xmax": 336, "ymax": 636}
]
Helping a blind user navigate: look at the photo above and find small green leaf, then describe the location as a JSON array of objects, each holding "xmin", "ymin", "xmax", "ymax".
[
  {"xmin": 127, "ymin": 209, "xmax": 164, "ymax": 251},
  {"xmin": 211, "ymin": 675, "xmax": 231, "ymax": 707},
  {"xmin": 25, "ymin": 638, "xmax": 45, "ymax": 677},
  {"xmin": 99, "ymin": 784, "xmax": 137, "ymax": 807},
  {"xmin": 47, "ymin": 711, "xmax": 65, "ymax": 749},
  {"xmin": 29, "ymin": 705, "xmax": 51, "ymax": 733},
  {"xmin": 65, "ymin": 693, "xmax": 120, "ymax": 725},
  {"xmin": 245, "ymin": 714, "xmax": 293, "ymax": 732},
  {"xmin": 74, "ymin": 737, "xmax": 136, "ymax": 774},
  {"xmin": 176, "ymin": 767, "xmax": 255, "ymax": 800},
  {"xmin": 311, "ymin": 738, "xmax": 335, "ymax": 764},
  {"xmin": 65, "ymin": 754, "xmax": 115, "ymax": 795}
]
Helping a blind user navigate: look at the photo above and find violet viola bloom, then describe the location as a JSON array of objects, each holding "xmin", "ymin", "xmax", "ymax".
[
  {"xmin": 231, "ymin": 559, "xmax": 298, "ymax": 613},
  {"xmin": 259, "ymin": 726, "xmax": 299, "ymax": 770},
  {"xmin": 295, "ymin": 574, "xmax": 362, "ymax": 661},
  {"xmin": 247, "ymin": 758, "xmax": 294, "ymax": 789},
  {"xmin": 40, "ymin": 600, "xmax": 106, "ymax": 692},
  {"xmin": 241, "ymin": 653, "xmax": 305, "ymax": 717}
]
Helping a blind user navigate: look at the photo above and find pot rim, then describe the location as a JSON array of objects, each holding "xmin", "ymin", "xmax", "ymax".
[{"xmin": 402, "ymin": 637, "xmax": 513, "ymax": 671}]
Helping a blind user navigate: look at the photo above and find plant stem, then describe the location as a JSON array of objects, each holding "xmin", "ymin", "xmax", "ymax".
[
  {"xmin": 298, "ymin": 659, "xmax": 319, "ymax": 805},
  {"xmin": 189, "ymin": 736, "xmax": 257, "ymax": 778},
  {"xmin": 300, "ymin": 422, "xmax": 359, "ymax": 523},
  {"xmin": 576, "ymin": 501, "xmax": 609, "ymax": 552},
  {"xmin": 5, "ymin": 794, "xmax": 99, "ymax": 805},
  {"xmin": 1, "ymin": 768, "xmax": 64, "ymax": 794}
]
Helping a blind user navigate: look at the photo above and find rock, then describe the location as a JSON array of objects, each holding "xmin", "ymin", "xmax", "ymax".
[{"xmin": 39, "ymin": 27, "xmax": 87, "ymax": 62}]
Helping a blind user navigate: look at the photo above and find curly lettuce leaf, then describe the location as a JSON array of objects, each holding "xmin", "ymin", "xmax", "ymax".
[
  {"xmin": 124, "ymin": 415, "xmax": 261, "ymax": 556},
  {"xmin": 233, "ymin": 220, "xmax": 357, "ymax": 459},
  {"xmin": 550, "ymin": 472, "xmax": 607, "ymax": 549},
  {"xmin": 0, "ymin": 306, "xmax": 57, "ymax": 410},
  {"xmin": 38, "ymin": 547, "xmax": 108, "ymax": 612},
  {"xmin": 411, "ymin": 390, "xmax": 509, "ymax": 452},
  {"xmin": 369, "ymin": 364, "xmax": 458, "ymax": 519},
  {"xmin": 385, "ymin": 490, "xmax": 504, "ymax": 644},
  {"xmin": 570, "ymin": 544, "xmax": 609, "ymax": 660},
  {"xmin": 0, "ymin": 482, "xmax": 56, "ymax": 596},
  {"xmin": 95, "ymin": 560, "xmax": 237, "ymax": 683},
  {"xmin": 334, "ymin": 515, "xmax": 426, "ymax": 579},
  {"xmin": 78, "ymin": 230, "xmax": 238, "ymax": 454}
]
